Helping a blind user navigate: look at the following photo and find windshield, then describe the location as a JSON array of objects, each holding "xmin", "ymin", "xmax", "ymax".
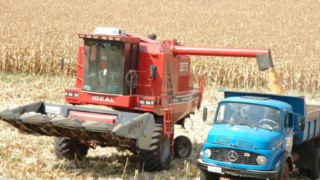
[
  {"xmin": 82, "ymin": 40, "xmax": 126, "ymax": 94},
  {"xmin": 215, "ymin": 102, "xmax": 282, "ymax": 131}
]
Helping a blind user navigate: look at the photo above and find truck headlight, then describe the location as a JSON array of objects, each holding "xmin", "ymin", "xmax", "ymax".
[
  {"xmin": 204, "ymin": 149, "xmax": 211, "ymax": 158},
  {"xmin": 256, "ymin": 156, "xmax": 267, "ymax": 165}
]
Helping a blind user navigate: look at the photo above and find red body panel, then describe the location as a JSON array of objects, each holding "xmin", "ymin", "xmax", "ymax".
[
  {"xmin": 75, "ymin": 45, "xmax": 83, "ymax": 89},
  {"xmin": 65, "ymin": 32, "xmax": 271, "ymax": 125},
  {"xmin": 69, "ymin": 110, "xmax": 116, "ymax": 124}
]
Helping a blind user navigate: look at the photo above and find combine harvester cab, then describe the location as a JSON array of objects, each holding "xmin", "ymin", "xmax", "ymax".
[{"xmin": 0, "ymin": 27, "xmax": 274, "ymax": 171}]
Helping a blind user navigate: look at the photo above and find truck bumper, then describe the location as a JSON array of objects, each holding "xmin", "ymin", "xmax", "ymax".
[{"xmin": 197, "ymin": 159, "xmax": 278, "ymax": 179}]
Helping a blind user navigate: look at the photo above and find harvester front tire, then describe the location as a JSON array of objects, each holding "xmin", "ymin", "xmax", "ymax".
[
  {"xmin": 53, "ymin": 137, "xmax": 89, "ymax": 161},
  {"xmin": 139, "ymin": 124, "xmax": 171, "ymax": 172}
]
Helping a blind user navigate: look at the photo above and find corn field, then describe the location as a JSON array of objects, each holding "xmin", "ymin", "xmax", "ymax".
[
  {"xmin": 1, "ymin": 0, "xmax": 320, "ymax": 179},
  {"xmin": 1, "ymin": 0, "xmax": 320, "ymax": 91}
]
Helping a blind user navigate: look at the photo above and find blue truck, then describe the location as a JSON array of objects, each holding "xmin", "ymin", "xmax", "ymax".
[{"xmin": 197, "ymin": 90, "xmax": 320, "ymax": 180}]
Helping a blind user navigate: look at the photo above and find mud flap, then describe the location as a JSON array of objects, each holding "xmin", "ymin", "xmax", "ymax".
[{"xmin": 112, "ymin": 113, "xmax": 155, "ymax": 150}]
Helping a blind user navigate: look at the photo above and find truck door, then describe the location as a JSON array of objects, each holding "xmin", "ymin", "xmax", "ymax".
[{"xmin": 283, "ymin": 113, "xmax": 294, "ymax": 153}]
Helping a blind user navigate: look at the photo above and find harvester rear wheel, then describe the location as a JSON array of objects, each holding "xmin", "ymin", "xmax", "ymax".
[
  {"xmin": 139, "ymin": 124, "xmax": 171, "ymax": 172},
  {"xmin": 174, "ymin": 135, "xmax": 192, "ymax": 158},
  {"xmin": 53, "ymin": 137, "xmax": 89, "ymax": 161}
]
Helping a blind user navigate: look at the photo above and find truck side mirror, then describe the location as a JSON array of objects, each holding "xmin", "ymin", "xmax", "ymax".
[
  {"xmin": 298, "ymin": 116, "xmax": 305, "ymax": 131},
  {"xmin": 203, "ymin": 107, "xmax": 208, "ymax": 122}
]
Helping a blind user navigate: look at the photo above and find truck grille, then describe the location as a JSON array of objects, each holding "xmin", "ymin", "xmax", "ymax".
[{"xmin": 209, "ymin": 148, "xmax": 259, "ymax": 165}]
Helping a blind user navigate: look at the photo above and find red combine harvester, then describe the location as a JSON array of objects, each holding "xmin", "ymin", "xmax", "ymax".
[{"xmin": 0, "ymin": 27, "xmax": 274, "ymax": 171}]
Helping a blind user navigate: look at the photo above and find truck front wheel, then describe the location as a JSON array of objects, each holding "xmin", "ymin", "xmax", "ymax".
[
  {"xmin": 139, "ymin": 124, "xmax": 171, "ymax": 171},
  {"xmin": 278, "ymin": 161, "xmax": 289, "ymax": 180},
  {"xmin": 53, "ymin": 137, "xmax": 89, "ymax": 161},
  {"xmin": 199, "ymin": 169, "xmax": 220, "ymax": 180}
]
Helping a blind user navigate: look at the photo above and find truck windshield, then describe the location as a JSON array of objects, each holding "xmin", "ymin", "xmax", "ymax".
[
  {"xmin": 82, "ymin": 40, "xmax": 125, "ymax": 94},
  {"xmin": 215, "ymin": 102, "xmax": 282, "ymax": 131}
]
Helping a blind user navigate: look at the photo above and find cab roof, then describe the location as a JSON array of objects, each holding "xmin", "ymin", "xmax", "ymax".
[{"xmin": 220, "ymin": 96, "xmax": 292, "ymax": 110}]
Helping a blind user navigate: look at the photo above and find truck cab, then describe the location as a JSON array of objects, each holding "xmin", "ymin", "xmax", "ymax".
[{"xmin": 198, "ymin": 90, "xmax": 309, "ymax": 180}]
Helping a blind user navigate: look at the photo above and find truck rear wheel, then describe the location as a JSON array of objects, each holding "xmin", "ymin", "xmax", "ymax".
[
  {"xmin": 139, "ymin": 124, "xmax": 171, "ymax": 172},
  {"xmin": 53, "ymin": 137, "xmax": 89, "ymax": 161},
  {"xmin": 174, "ymin": 135, "xmax": 192, "ymax": 158},
  {"xmin": 309, "ymin": 148, "xmax": 320, "ymax": 179},
  {"xmin": 199, "ymin": 169, "xmax": 220, "ymax": 180}
]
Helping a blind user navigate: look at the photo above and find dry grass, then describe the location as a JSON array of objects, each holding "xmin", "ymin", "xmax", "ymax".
[{"xmin": 1, "ymin": 0, "xmax": 320, "ymax": 91}]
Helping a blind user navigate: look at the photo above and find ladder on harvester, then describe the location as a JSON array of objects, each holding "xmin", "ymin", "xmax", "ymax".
[
  {"xmin": 161, "ymin": 96, "xmax": 174, "ymax": 137},
  {"xmin": 164, "ymin": 57, "xmax": 174, "ymax": 96},
  {"xmin": 159, "ymin": 58, "xmax": 175, "ymax": 154},
  {"xmin": 159, "ymin": 95, "xmax": 174, "ymax": 156}
]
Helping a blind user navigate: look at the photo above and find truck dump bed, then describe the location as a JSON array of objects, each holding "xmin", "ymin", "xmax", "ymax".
[
  {"xmin": 300, "ymin": 104, "xmax": 320, "ymax": 144},
  {"xmin": 306, "ymin": 104, "xmax": 320, "ymax": 120}
]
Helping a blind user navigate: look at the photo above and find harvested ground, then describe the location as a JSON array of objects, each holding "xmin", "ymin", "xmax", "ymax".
[{"xmin": 1, "ymin": 73, "xmax": 320, "ymax": 179}]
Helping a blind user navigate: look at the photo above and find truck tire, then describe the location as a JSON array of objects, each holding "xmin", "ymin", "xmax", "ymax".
[
  {"xmin": 139, "ymin": 124, "xmax": 171, "ymax": 172},
  {"xmin": 174, "ymin": 135, "xmax": 192, "ymax": 158},
  {"xmin": 278, "ymin": 161, "xmax": 289, "ymax": 180},
  {"xmin": 309, "ymin": 148, "xmax": 320, "ymax": 179},
  {"xmin": 199, "ymin": 169, "xmax": 220, "ymax": 180},
  {"xmin": 298, "ymin": 168, "xmax": 309, "ymax": 177},
  {"xmin": 53, "ymin": 137, "xmax": 89, "ymax": 161}
]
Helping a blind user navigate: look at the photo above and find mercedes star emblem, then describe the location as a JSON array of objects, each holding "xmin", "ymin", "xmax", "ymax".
[{"xmin": 228, "ymin": 150, "xmax": 238, "ymax": 162}]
